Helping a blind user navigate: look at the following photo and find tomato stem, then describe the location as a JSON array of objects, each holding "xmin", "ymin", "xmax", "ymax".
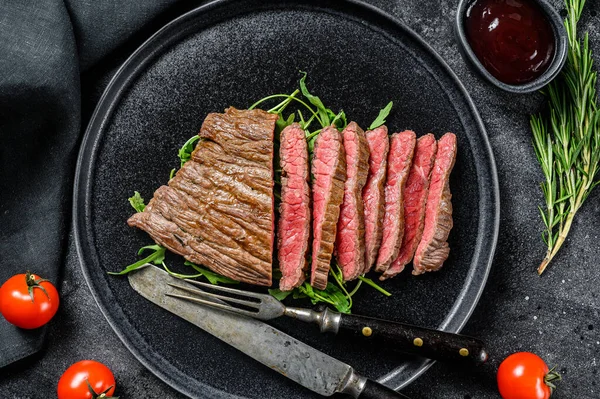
[
  {"xmin": 544, "ymin": 366, "xmax": 562, "ymax": 395},
  {"xmin": 86, "ymin": 379, "xmax": 119, "ymax": 399},
  {"xmin": 24, "ymin": 271, "xmax": 50, "ymax": 302}
]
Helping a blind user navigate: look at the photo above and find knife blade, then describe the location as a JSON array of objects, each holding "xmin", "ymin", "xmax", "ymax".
[{"xmin": 128, "ymin": 265, "xmax": 410, "ymax": 399}]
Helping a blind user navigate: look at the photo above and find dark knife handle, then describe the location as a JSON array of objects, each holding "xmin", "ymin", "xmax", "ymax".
[
  {"xmin": 337, "ymin": 313, "xmax": 487, "ymax": 365},
  {"xmin": 357, "ymin": 379, "xmax": 410, "ymax": 399}
]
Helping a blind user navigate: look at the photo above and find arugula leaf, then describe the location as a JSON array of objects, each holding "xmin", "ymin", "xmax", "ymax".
[
  {"xmin": 275, "ymin": 112, "xmax": 296, "ymax": 134},
  {"xmin": 184, "ymin": 261, "xmax": 239, "ymax": 285},
  {"xmin": 286, "ymin": 112, "xmax": 295, "ymax": 125},
  {"xmin": 322, "ymin": 283, "xmax": 351, "ymax": 313},
  {"xmin": 331, "ymin": 110, "xmax": 347, "ymax": 131},
  {"xmin": 108, "ymin": 245, "xmax": 165, "ymax": 275},
  {"xmin": 268, "ymin": 288, "xmax": 293, "ymax": 301},
  {"xmin": 298, "ymin": 283, "xmax": 316, "ymax": 303},
  {"xmin": 305, "ymin": 128, "xmax": 322, "ymax": 154},
  {"xmin": 137, "ymin": 244, "xmax": 166, "ymax": 260},
  {"xmin": 369, "ymin": 101, "xmax": 393, "ymax": 130},
  {"xmin": 163, "ymin": 262, "xmax": 205, "ymax": 279},
  {"xmin": 298, "ymin": 111, "xmax": 316, "ymax": 131},
  {"xmin": 299, "ymin": 72, "xmax": 330, "ymax": 127},
  {"xmin": 292, "ymin": 289, "xmax": 308, "ymax": 300},
  {"xmin": 297, "ymin": 282, "xmax": 351, "ymax": 314},
  {"xmin": 178, "ymin": 135, "xmax": 201, "ymax": 167},
  {"xmin": 129, "ymin": 191, "xmax": 146, "ymax": 213},
  {"xmin": 357, "ymin": 275, "xmax": 392, "ymax": 296}
]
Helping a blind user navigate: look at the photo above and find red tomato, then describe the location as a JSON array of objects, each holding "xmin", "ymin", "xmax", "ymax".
[
  {"xmin": 0, "ymin": 272, "xmax": 59, "ymax": 329},
  {"xmin": 497, "ymin": 352, "xmax": 561, "ymax": 399},
  {"xmin": 57, "ymin": 360, "xmax": 117, "ymax": 399}
]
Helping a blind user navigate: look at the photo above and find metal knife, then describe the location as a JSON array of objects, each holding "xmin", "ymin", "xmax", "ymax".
[{"xmin": 129, "ymin": 265, "xmax": 410, "ymax": 399}]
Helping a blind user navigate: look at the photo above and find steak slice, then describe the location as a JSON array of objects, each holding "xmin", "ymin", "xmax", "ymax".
[
  {"xmin": 362, "ymin": 126, "xmax": 390, "ymax": 273},
  {"xmin": 278, "ymin": 123, "xmax": 311, "ymax": 291},
  {"xmin": 335, "ymin": 122, "xmax": 370, "ymax": 281},
  {"xmin": 413, "ymin": 132, "xmax": 457, "ymax": 275},
  {"xmin": 382, "ymin": 134, "xmax": 437, "ymax": 280},
  {"xmin": 127, "ymin": 107, "xmax": 278, "ymax": 286},
  {"xmin": 374, "ymin": 130, "xmax": 416, "ymax": 273},
  {"xmin": 310, "ymin": 126, "xmax": 346, "ymax": 290}
]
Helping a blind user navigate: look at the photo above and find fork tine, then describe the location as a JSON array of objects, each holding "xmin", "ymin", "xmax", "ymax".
[
  {"xmin": 183, "ymin": 279, "xmax": 267, "ymax": 300},
  {"xmin": 167, "ymin": 283, "xmax": 261, "ymax": 309},
  {"xmin": 165, "ymin": 293, "xmax": 259, "ymax": 318}
]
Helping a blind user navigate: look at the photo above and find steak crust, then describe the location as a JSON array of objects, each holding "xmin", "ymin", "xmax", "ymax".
[{"xmin": 127, "ymin": 107, "xmax": 277, "ymax": 286}]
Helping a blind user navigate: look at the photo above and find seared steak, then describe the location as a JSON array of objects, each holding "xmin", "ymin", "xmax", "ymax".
[
  {"xmin": 311, "ymin": 126, "xmax": 346, "ymax": 290},
  {"xmin": 128, "ymin": 107, "xmax": 278, "ymax": 286},
  {"xmin": 382, "ymin": 134, "xmax": 437, "ymax": 280},
  {"xmin": 413, "ymin": 132, "xmax": 456, "ymax": 275},
  {"xmin": 278, "ymin": 123, "xmax": 311, "ymax": 291},
  {"xmin": 375, "ymin": 130, "xmax": 416, "ymax": 273},
  {"xmin": 362, "ymin": 126, "xmax": 389, "ymax": 272},
  {"xmin": 335, "ymin": 122, "xmax": 370, "ymax": 281}
]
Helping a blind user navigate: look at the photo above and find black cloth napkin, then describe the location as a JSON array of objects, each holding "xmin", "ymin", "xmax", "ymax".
[{"xmin": 0, "ymin": 0, "xmax": 205, "ymax": 369}]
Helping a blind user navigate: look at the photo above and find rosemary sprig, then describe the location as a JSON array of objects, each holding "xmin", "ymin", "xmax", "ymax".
[{"xmin": 531, "ymin": 0, "xmax": 600, "ymax": 275}]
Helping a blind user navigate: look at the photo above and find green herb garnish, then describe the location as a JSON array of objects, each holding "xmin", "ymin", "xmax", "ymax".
[
  {"xmin": 531, "ymin": 0, "xmax": 600, "ymax": 275},
  {"xmin": 369, "ymin": 101, "xmax": 393, "ymax": 130},
  {"xmin": 177, "ymin": 135, "xmax": 200, "ymax": 167},
  {"xmin": 128, "ymin": 191, "xmax": 146, "ymax": 213},
  {"xmin": 299, "ymin": 71, "xmax": 331, "ymax": 126},
  {"xmin": 183, "ymin": 261, "xmax": 239, "ymax": 285},
  {"xmin": 108, "ymin": 245, "xmax": 165, "ymax": 275},
  {"xmin": 268, "ymin": 288, "xmax": 293, "ymax": 301}
]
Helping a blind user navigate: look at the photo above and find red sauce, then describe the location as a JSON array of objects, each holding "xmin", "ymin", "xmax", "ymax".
[{"xmin": 465, "ymin": 0, "xmax": 555, "ymax": 84}]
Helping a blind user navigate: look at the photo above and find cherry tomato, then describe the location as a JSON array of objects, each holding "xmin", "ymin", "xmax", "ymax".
[
  {"xmin": 0, "ymin": 271, "xmax": 59, "ymax": 329},
  {"xmin": 58, "ymin": 360, "xmax": 117, "ymax": 399},
  {"xmin": 497, "ymin": 352, "xmax": 561, "ymax": 399}
]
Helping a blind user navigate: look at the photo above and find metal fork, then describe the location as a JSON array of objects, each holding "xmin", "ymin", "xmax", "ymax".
[
  {"xmin": 166, "ymin": 280, "xmax": 489, "ymax": 365},
  {"xmin": 166, "ymin": 280, "xmax": 327, "ymax": 324}
]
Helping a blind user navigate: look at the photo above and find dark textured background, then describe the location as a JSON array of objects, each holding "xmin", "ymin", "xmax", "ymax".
[{"xmin": 2, "ymin": 0, "xmax": 600, "ymax": 398}]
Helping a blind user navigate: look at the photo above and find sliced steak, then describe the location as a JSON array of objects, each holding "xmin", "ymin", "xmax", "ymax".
[
  {"xmin": 278, "ymin": 123, "xmax": 311, "ymax": 291},
  {"xmin": 413, "ymin": 132, "xmax": 457, "ymax": 275},
  {"xmin": 374, "ymin": 130, "xmax": 416, "ymax": 273},
  {"xmin": 382, "ymin": 134, "xmax": 437, "ymax": 280},
  {"xmin": 362, "ymin": 126, "xmax": 389, "ymax": 273},
  {"xmin": 311, "ymin": 126, "xmax": 346, "ymax": 290},
  {"xmin": 128, "ymin": 107, "xmax": 278, "ymax": 286},
  {"xmin": 335, "ymin": 122, "xmax": 370, "ymax": 281}
]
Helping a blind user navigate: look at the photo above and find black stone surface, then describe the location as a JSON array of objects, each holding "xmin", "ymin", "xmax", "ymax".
[{"xmin": 2, "ymin": 0, "xmax": 600, "ymax": 398}]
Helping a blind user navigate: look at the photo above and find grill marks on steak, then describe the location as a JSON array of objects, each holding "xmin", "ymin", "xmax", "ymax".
[
  {"xmin": 278, "ymin": 123, "xmax": 311, "ymax": 291},
  {"xmin": 311, "ymin": 126, "xmax": 347, "ymax": 290},
  {"xmin": 127, "ymin": 107, "xmax": 277, "ymax": 286},
  {"xmin": 362, "ymin": 126, "xmax": 390, "ymax": 273},
  {"xmin": 375, "ymin": 131, "xmax": 416, "ymax": 273},
  {"xmin": 335, "ymin": 122, "xmax": 370, "ymax": 281},
  {"xmin": 413, "ymin": 133, "xmax": 457, "ymax": 275},
  {"xmin": 382, "ymin": 134, "xmax": 437, "ymax": 280}
]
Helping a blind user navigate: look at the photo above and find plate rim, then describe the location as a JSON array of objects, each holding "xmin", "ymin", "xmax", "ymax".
[{"xmin": 73, "ymin": 0, "xmax": 500, "ymax": 397}]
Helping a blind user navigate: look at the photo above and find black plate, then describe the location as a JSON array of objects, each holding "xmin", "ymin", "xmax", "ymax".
[{"xmin": 74, "ymin": 0, "xmax": 500, "ymax": 397}]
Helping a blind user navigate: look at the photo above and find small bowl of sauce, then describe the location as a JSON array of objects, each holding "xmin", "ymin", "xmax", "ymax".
[{"xmin": 455, "ymin": 0, "xmax": 568, "ymax": 93}]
